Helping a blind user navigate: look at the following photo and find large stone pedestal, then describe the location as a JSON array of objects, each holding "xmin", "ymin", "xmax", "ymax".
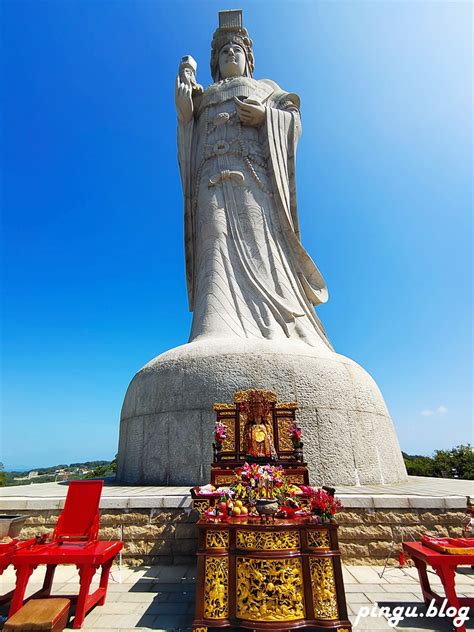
[{"xmin": 116, "ymin": 339, "xmax": 407, "ymax": 486}]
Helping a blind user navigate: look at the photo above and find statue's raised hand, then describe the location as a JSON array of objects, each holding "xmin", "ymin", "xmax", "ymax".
[
  {"xmin": 234, "ymin": 97, "xmax": 265, "ymax": 127},
  {"xmin": 175, "ymin": 76, "xmax": 193, "ymax": 123}
]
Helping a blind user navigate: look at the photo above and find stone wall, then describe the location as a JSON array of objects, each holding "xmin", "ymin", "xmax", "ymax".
[
  {"xmin": 337, "ymin": 508, "xmax": 465, "ymax": 565},
  {"xmin": 9, "ymin": 507, "xmax": 467, "ymax": 566},
  {"xmin": 18, "ymin": 509, "xmax": 197, "ymax": 566}
]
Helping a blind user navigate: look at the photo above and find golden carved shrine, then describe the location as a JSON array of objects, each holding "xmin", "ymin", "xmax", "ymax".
[
  {"xmin": 191, "ymin": 390, "xmax": 352, "ymax": 632},
  {"xmin": 211, "ymin": 389, "xmax": 309, "ymax": 488}
]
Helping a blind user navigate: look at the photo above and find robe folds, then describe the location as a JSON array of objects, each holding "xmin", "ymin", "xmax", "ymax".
[{"xmin": 177, "ymin": 76, "xmax": 331, "ymax": 348}]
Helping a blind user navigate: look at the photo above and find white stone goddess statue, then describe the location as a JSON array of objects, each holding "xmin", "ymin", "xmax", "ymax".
[
  {"xmin": 175, "ymin": 10, "xmax": 330, "ymax": 348},
  {"xmin": 116, "ymin": 10, "xmax": 407, "ymax": 487}
]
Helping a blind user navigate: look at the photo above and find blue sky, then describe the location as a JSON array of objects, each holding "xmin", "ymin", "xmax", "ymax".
[{"xmin": 1, "ymin": 0, "xmax": 472, "ymax": 470}]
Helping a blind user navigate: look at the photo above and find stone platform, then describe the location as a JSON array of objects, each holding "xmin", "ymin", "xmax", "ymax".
[{"xmin": 0, "ymin": 476, "xmax": 470, "ymax": 566}]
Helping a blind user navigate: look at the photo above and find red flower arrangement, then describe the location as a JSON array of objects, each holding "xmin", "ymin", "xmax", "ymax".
[
  {"xmin": 289, "ymin": 422, "xmax": 303, "ymax": 449},
  {"xmin": 309, "ymin": 488, "xmax": 342, "ymax": 522}
]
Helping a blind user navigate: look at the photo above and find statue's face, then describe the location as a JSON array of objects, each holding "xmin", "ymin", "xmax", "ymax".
[{"xmin": 218, "ymin": 43, "xmax": 246, "ymax": 79}]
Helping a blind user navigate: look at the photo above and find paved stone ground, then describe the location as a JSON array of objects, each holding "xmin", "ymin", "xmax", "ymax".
[{"xmin": 0, "ymin": 563, "xmax": 472, "ymax": 631}]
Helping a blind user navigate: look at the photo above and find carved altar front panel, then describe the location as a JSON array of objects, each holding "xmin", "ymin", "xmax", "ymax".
[
  {"xmin": 206, "ymin": 529, "xmax": 229, "ymax": 549},
  {"xmin": 309, "ymin": 556, "xmax": 339, "ymax": 620},
  {"xmin": 307, "ymin": 529, "xmax": 330, "ymax": 550},
  {"xmin": 236, "ymin": 529, "xmax": 300, "ymax": 551},
  {"xmin": 236, "ymin": 556, "xmax": 305, "ymax": 622},
  {"xmin": 194, "ymin": 519, "xmax": 351, "ymax": 631},
  {"xmin": 203, "ymin": 556, "xmax": 229, "ymax": 619}
]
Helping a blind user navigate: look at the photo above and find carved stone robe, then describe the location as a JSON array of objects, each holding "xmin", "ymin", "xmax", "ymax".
[{"xmin": 178, "ymin": 76, "xmax": 331, "ymax": 347}]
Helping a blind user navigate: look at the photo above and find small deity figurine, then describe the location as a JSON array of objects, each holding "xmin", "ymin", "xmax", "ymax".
[
  {"xmin": 247, "ymin": 417, "xmax": 273, "ymax": 458},
  {"xmin": 177, "ymin": 55, "xmax": 203, "ymax": 102},
  {"xmin": 240, "ymin": 389, "xmax": 276, "ymax": 460}
]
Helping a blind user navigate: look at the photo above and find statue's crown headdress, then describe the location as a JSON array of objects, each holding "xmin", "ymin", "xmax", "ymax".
[{"xmin": 211, "ymin": 10, "xmax": 254, "ymax": 81}]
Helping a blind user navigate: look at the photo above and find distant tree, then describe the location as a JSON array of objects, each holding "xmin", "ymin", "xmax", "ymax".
[
  {"xmin": 402, "ymin": 453, "xmax": 435, "ymax": 477},
  {"xmin": 85, "ymin": 456, "xmax": 117, "ymax": 479},
  {"xmin": 433, "ymin": 444, "xmax": 474, "ymax": 480},
  {"xmin": 0, "ymin": 463, "xmax": 5, "ymax": 486}
]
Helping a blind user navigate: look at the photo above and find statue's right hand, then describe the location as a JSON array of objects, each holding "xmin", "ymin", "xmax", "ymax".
[{"xmin": 175, "ymin": 77, "xmax": 193, "ymax": 123}]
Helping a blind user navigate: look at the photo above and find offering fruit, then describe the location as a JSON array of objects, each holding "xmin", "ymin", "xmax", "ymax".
[
  {"xmin": 219, "ymin": 502, "xmax": 227, "ymax": 513},
  {"xmin": 240, "ymin": 506, "xmax": 248, "ymax": 515},
  {"xmin": 235, "ymin": 500, "xmax": 243, "ymax": 508},
  {"xmin": 232, "ymin": 506, "xmax": 242, "ymax": 516}
]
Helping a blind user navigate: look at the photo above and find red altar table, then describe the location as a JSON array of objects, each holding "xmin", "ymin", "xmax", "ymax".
[
  {"xmin": 0, "ymin": 538, "xmax": 39, "ymax": 605},
  {"xmin": 8, "ymin": 540, "xmax": 122, "ymax": 629},
  {"xmin": 7, "ymin": 481, "xmax": 123, "ymax": 629},
  {"xmin": 403, "ymin": 541, "xmax": 474, "ymax": 632}
]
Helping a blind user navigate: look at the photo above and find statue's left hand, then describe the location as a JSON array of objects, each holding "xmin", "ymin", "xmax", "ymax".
[
  {"xmin": 234, "ymin": 97, "xmax": 265, "ymax": 127},
  {"xmin": 175, "ymin": 77, "xmax": 194, "ymax": 124}
]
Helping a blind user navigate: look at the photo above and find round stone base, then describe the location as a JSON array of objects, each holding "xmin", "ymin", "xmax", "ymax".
[{"xmin": 116, "ymin": 338, "xmax": 407, "ymax": 486}]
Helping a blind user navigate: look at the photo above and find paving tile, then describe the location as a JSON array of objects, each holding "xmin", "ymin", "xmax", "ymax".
[
  {"xmin": 346, "ymin": 603, "xmax": 358, "ymax": 615},
  {"xmin": 143, "ymin": 601, "xmax": 189, "ymax": 615},
  {"xmin": 350, "ymin": 609, "xmax": 393, "ymax": 630},
  {"xmin": 80, "ymin": 612, "xmax": 107, "ymax": 629},
  {"xmin": 90, "ymin": 613, "xmax": 147, "ymax": 627},
  {"xmin": 346, "ymin": 583, "xmax": 388, "ymax": 593},
  {"xmin": 128, "ymin": 582, "xmax": 163, "ymax": 593},
  {"xmin": 347, "ymin": 593, "xmax": 372, "ymax": 603},
  {"xmin": 112, "ymin": 567, "xmax": 139, "ymax": 583},
  {"xmin": 372, "ymin": 567, "xmax": 419, "ymax": 584},
  {"xmin": 0, "ymin": 567, "xmax": 16, "ymax": 582},
  {"xmin": 131, "ymin": 614, "xmax": 158, "ymax": 629},
  {"xmin": 153, "ymin": 614, "xmax": 193, "ymax": 628},
  {"xmin": 166, "ymin": 590, "xmax": 196, "ymax": 603},
  {"xmin": 138, "ymin": 566, "xmax": 162, "ymax": 579},
  {"xmin": 150, "ymin": 582, "xmax": 194, "ymax": 593},
  {"xmin": 50, "ymin": 567, "xmax": 79, "ymax": 582},
  {"xmin": 381, "ymin": 583, "xmax": 423, "ymax": 594},
  {"xmin": 343, "ymin": 566, "xmax": 360, "ymax": 583},
  {"xmin": 121, "ymin": 570, "xmax": 154, "ymax": 584},
  {"xmin": 184, "ymin": 564, "xmax": 197, "ymax": 576},
  {"xmin": 97, "ymin": 602, "xmax": 145, "ymax": 615},
  {"xmin": 109, "ymin": 591, "xmax": 169, "ymax": 604},
  {"xmin": 128, "ymin": 602, "xmax": 163, "ymax": 616},
  {"xmin": 153, "ymin": 566, "xmax": 189, "ymax": 582},
  {"xmin": 107, "ymin": 582, "xmax": 140, "ymax": 592},
  {"xmin": 364, "ymin": 592, "xmax": 424, "ymax": 603},
  {"xmin": 454, "ymin": 574, "xmax": 474, "ymax": 586},
  {"xmin": 350, "ymin": 567, "xmax": 390, "ymax": 584}
]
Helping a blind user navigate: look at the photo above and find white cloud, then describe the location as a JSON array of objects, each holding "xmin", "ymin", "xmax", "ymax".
[{"xmin": 420, "ymin": 405, "xmax": 448, "ymax": 417}]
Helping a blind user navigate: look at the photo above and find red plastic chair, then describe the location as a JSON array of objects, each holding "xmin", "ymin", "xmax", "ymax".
[{"xmin": 9, "ymin": 480, "xmax": 123, "ymax": 629}]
